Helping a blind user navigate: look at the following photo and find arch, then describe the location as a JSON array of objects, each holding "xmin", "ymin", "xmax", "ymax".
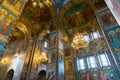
[
  {"xmin": 15, "ymin": 23, "xmax": 31, "ymax": 37},
  {"xmin": 60, "ymin": 0, "xmax": 92, "ymax": 18},
  {"xmin": 4, "ymin": 69, "xmax": 14, "ymax": 80},
  {"xmin": 37, "ymin": 70, "xmax": 46, "ymax": 80}
]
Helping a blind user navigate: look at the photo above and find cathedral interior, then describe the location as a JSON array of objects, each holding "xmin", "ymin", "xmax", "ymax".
[{"xmin": 0, "ymin": 0, "xmax": 120, "ymax": 80}]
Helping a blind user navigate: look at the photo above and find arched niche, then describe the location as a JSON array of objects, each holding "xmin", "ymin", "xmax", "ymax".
[
  {"xmin": 37, "ymin": 70, "xmax": 46, "ymax": 80},
  {"xmin": 4, "ymin": 69, "xmax": 14, "ymax": 80}
]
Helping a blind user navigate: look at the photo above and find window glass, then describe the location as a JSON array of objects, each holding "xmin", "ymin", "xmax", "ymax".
[
  {"xmin": 79, "ymin": 59, "xmax": 85, "ymax": 70},
  {"xmin": 87, "ymin": 56, "xmax": 97, "ymax": 69},
  {"xmin": 44, "ymin": 41, "xmax": 47, "ymax": 48},
  {"xmin": 77, "ymin": 60, "xmax": 80, "ymax": 70},
  {"xmin": 77, "ymin": 58, "xmax": 85, "ymax": 70},
  {"xmin": 98, "ymin": 53, "xmax": 111, "ymax": 67},
  {"xmin": 83, "ymin": 35, "xmax": 90, "ymax": 42},
  {"xmin": 91, "ymin": 31, "xmax": 100, "ymax": 39}
]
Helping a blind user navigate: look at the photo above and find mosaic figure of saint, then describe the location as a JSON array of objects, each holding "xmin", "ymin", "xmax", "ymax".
[
  {"xmin": 106, "ymin": 0, "xmax": 120, "ymax": 25},
  {"xmin": 0, "ymin": 8, "xmax": 8, "ymax": 27},
  {"xmin": 2, "ymin": 15, "xmax": 14, "ymax": 35},
  {"xmin": 111, "ymin": 0, "xmax": 120, "ymax": 23},
  {"xmin": 109, "ymin": 30, "xmax": 120, "ymax": 48}
]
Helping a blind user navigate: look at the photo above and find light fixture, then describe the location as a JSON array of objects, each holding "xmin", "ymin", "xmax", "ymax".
[
  {"xmin": 71, "ymin": 32, "xmax": 89, "ymax": 49},
  {"xmin": 44, "ymin": 0, "xmax": 52, "ymax": 6},
  {"xmin": 32, "ymin": 0, "xmax": 44, "ymax": 8},
  {"xmin": 39, "ymin": 52, "xmax": 48, "ymax": 63},
  {"xmin": 34, "ymin": 50, "xmax": 48, "ymax": 63},
  {"xmin": 71, "ymin": 10, "xmax": 89, "ymax": 49},
  {"xmin": 0, "ymin": 57, "xmax": 10, "ymax": 63},
  {"xmin": 32, "ymin": 1, "xmax": 37, "ymax": 7},
  {"xmin": 14, "ymin": 53, "xmax": 19, "ymax": 58},
  {"xmin": 39, "ymin": 2, "xmax": 44, "ymax": 8}
]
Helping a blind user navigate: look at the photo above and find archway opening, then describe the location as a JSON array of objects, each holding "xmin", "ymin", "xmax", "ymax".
[
  {"xmin": 4, "ymin": 69, "xmax": 14, "ymax": 80},
  {"xmin": 37, "ymin": 70, "xmax": 46, "ymax": 80}
]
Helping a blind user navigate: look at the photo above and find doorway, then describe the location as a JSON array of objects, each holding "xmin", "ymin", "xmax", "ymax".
[
  {"xmin": 37, "ymin": 70, "xmax": 46, "ymax": 80},
  {"xmin": 4, "ymin": 69, "xmax": 14, "ymax": 80}
]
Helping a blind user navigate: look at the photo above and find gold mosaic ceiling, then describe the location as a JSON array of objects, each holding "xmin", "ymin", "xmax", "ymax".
[{"xmin": 10, "ymin": 0, "xmax": 96, "ymax": 41}]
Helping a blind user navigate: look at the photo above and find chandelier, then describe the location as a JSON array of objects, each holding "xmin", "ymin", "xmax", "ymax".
[
  {"xmin": 39, "ymin": 52, "xmax": 48, "ymax": 63},
  {"xmin": 32, "ymin": 0, "xmax": 51, "ymax": 7},
  {"xmin": 32, "ymin": 0, "xmax": 44, "ymax": 7},
  {"xmin": 71, "ymin": 32, "xmax": 89, "ymax": 49},
  {"xmin": 34, "ymin": 49, "xmax": 48, "ymax": 64}
]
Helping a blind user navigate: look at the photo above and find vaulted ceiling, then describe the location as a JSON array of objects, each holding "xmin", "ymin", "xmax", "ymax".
[{"xmin": 9, "ymin": 0, "xmax": 97, "ymax": 42}]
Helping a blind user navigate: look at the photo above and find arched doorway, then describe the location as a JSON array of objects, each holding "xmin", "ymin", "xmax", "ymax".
[
  {"xmin": 4, "ymin": 69, "xmax": 14, "ymax": 80},
  {"xmin": 37, "ymin": 70, "xmax": 46, "ymax": 80}
]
